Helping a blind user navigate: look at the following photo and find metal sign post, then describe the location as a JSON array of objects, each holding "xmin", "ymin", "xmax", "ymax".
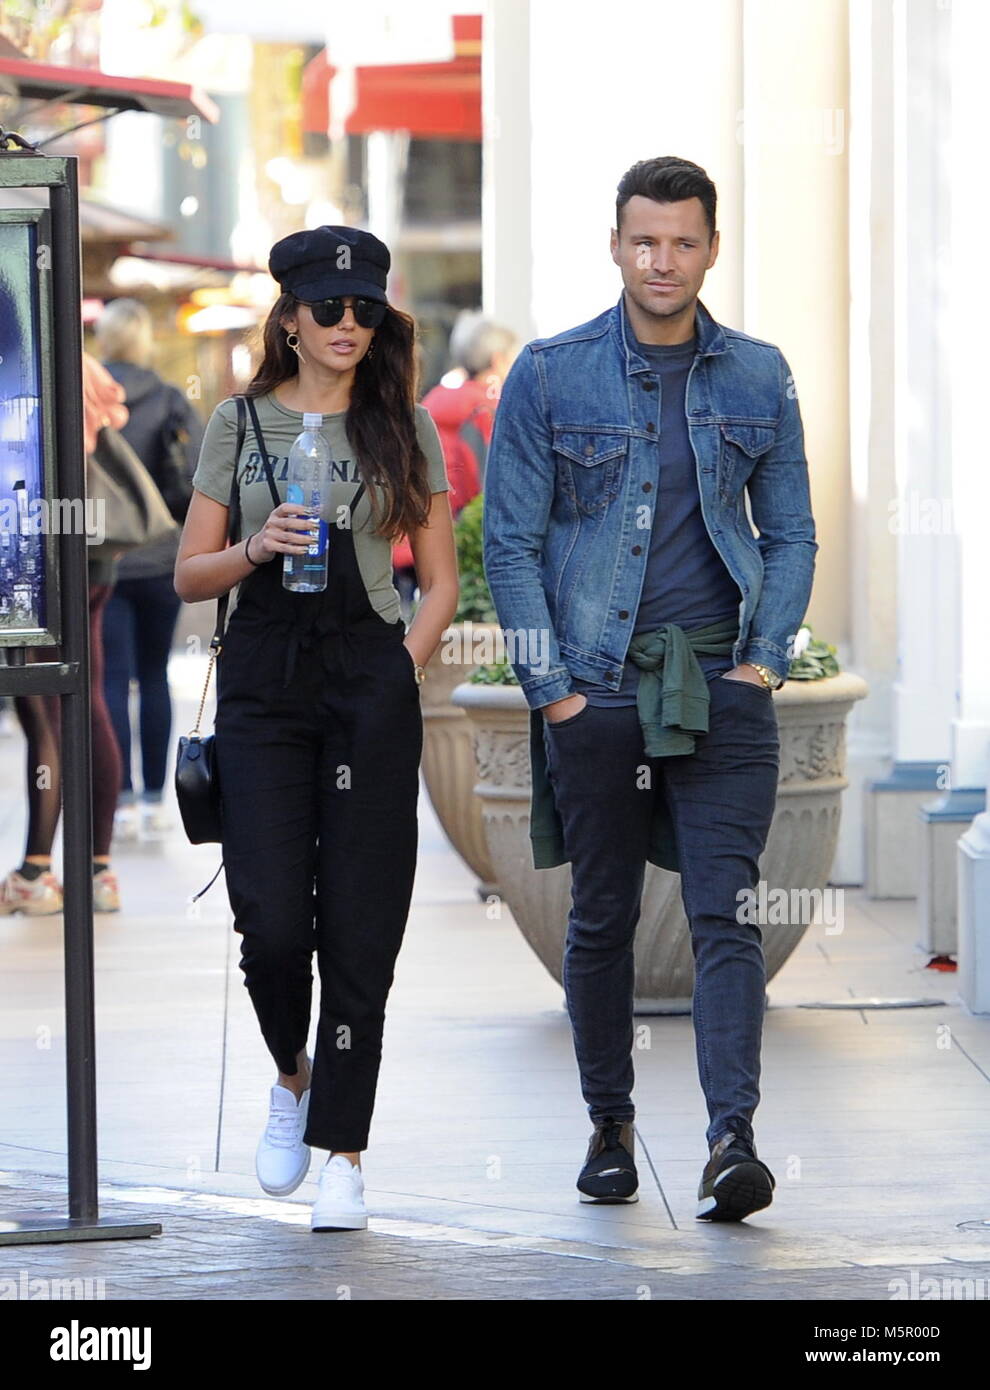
[{"xmin": 0, "ymin": 132, "xmax": 159, "ymax": 1244}]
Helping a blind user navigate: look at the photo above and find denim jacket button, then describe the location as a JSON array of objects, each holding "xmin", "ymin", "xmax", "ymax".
[
  {"xmin": 584, "ymin": 443, "xmax": 595, "ymax": 456},
  {"xmin": 645, "ymin": 422, "xmax": 656, "ymax": 433},
  {"xmin": 618, "ymin": 610, "xmax": 630, "ymax": 619},
  {"xmin": 631, "ymin": 544, "xmax": 642, "ymax": 555},
  {"xmin": 642, "ymin": 481, "xmax": 653, "ymax": 491}
]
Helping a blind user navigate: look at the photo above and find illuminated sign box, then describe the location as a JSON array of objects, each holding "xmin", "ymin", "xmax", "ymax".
[{"xmin": 0, "ymin": 205, "xmax": 60, "ymax": 646}]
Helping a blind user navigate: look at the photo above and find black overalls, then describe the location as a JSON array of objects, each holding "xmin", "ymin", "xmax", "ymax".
[{"xmin": 214, "ymin": 409, "xmax": 423, "ymax": 1154}]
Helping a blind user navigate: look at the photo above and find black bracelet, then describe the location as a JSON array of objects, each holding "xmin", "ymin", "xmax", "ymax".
[{"xmin": 244, "ymin": 532, "xmax": 264, "ymax": 566}]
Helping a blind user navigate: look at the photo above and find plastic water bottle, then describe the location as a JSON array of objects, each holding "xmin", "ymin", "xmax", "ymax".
[{"xmin": 283, "ymin": 413, "xmax": 332, "ymax": 593}]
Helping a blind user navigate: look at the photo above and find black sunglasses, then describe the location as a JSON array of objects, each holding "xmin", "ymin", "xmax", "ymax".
[{"xmin": 302, "ymin": 297, "xmax": 387, "ymax": 330}]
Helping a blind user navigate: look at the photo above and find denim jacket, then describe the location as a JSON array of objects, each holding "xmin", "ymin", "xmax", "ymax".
[{"xmin": 482, "ymin": 292, "xmax": 818, "ymax": 710}]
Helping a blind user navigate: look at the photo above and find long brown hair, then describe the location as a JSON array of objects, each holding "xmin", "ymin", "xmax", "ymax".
[{"xmin": 243, "ymin": 291, "xmax": 432, "ymax": 542}]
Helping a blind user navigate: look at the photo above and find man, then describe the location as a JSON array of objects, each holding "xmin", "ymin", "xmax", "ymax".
[{"xmin": 482, "ymin": 156, "xmax": 817, "ymax": 1221}]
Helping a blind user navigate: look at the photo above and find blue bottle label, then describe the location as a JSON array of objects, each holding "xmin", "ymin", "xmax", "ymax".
[
  {"xmin": 286, "ymin": 483, "xmax": 326, "ymax": 557},
  {"xmin": 310, "ymin": 519, "xmax": 328, "ymax": 558}
]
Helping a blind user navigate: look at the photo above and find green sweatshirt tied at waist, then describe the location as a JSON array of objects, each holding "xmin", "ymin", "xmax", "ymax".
[{"xmin": 528, "ymin": 618, "xmax": 739, "ymax": 873}]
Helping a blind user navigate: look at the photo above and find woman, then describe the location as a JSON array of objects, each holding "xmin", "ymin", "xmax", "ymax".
[
  {"xmin": 174, "ymin": 226, "xmax": 458, "ymax": 1231},
  {"xmin": 96, "ymin": 297, "xmax": 203, "ymax": 842},
  {"xmin": 0, "ymin": 353, "xmax": 126, "ymax": 916}
]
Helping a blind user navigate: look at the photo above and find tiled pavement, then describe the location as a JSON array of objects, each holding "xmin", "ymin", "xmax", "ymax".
[
  {"xmin": 5, "ymin": 1169, "xmax": 990, "ymax": 1302},
  {"xmin": 2, "ymin": 633, "xmax": 990, "ymax": 1301}
]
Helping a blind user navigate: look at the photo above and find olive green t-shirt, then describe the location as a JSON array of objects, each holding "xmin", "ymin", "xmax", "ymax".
[{"xmin": 191, "ymin": 390, "xmax": 449, "ymax": 624}]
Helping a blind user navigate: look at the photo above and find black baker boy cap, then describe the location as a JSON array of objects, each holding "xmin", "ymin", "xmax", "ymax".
[{"xmin": 268, "ymin": 224, "xmax": 391, "ymax": 304}]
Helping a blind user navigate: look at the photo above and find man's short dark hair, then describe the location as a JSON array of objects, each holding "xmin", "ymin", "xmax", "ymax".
[{"xmin": 616, "ymin": 156, "xmax": 717, "ymax": 243}]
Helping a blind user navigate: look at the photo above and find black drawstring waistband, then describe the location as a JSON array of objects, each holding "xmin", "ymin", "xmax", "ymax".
[{"xmin": 282, "ymin": 605, "xmax": 364, "ymax": 688}]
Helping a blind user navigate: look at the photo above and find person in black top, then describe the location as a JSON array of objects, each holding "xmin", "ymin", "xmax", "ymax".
[{"xmin": 95, "ymin": 297, "xmax": 203, "ymax": 842}]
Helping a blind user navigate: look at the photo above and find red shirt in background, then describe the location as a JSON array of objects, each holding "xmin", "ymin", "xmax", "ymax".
[{"xmin": 393, "ymin": 374, "xmax": 495, "ymax": 571}]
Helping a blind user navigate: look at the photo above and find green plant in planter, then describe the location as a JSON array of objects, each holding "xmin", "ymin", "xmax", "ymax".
[
  {"xmin": 469, "ymin": 657, "xmax": 521, "ymax": 685},
  {"xmin": 786, "ymin": 628, "xmax": 840, "ymax": 680},
  {"xmin": 468, "ymin": 624, "xmax": 841, "ymax": 685},
  {"xmin": 453, "ymin": 494, "xmax": 498, "ymax": 624}
]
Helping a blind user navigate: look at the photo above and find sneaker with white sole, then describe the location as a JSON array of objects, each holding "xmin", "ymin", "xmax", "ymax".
[
  {"xmin": 140, "ymin": 801, "xmax": 174, "ymax": 839},
  {"xmin": 0, "ymin": 868, "xmax": 63, "ymax": 916},
  {"xmin": 256, "ymin": 1075, "xmax": 312, "ymax": 1196},
  {"xmin": 92, "ymin": 868, "xmax": 121, "ymax": 913},
  {"xmin": 576, "ymin": 1116, "xmax": 639, "ymax": 1204},
  {"xmin": 696, "ymin": 1131, "xmax": 775, "ymax": 1222},
  {"xmin": 311, "ymin": 1154, "xmax": 367, "ymax": 1231},
  {"xmin": 112, "ymin": 805, "xmax": 140, "ymax": 844}
]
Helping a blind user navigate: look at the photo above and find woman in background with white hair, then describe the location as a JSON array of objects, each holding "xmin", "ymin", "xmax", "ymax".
[{"xmin": 392, "ymin": 313, "xmax": 518, "ymax": 605}]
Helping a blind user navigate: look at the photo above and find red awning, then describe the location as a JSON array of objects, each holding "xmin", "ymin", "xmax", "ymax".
[
  {"xmin": 303, "ymin": 13, "xmax": 481, "ymax": 141},
  {"xmin": 0, "ymin": 57, "xmax": 220, "ymax": 123}
]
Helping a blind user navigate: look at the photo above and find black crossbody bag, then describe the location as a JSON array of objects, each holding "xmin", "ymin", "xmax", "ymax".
[{"xmin": 173, "ymin": 400, "xmax": 246, "ymax": 905}]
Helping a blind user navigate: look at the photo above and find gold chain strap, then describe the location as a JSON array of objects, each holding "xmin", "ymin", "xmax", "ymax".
[{"xmin": 190, "ymin": 637, "xmax": 222, "ymax": 737}]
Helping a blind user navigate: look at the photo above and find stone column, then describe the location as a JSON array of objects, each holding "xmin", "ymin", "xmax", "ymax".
[
  {"xmin": 522, "ymin": 0, "xmax": 745, "ymax": 337},
  {"xmin": 740, "ymin": 0, "xmax": 853, "ymax": 873},
  {"xmin": 365, "ymin": 130, "xmax": 410, "ymax": 280},
  {"xmin": 482, "ymin": 0, "xmax": 535, "ymax": 340},
  {"xmin": 951, "ymin": 0, "xmax": 990, "ymax": 1003},
  {"xmin": 864, "ymin": 0, "xmax": 957, "ymax": 903}
]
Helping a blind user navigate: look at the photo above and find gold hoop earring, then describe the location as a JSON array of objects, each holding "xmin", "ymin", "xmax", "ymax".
[{"xmin": 285, "ymin": 330, "xmax": 306, "ymax": 365}]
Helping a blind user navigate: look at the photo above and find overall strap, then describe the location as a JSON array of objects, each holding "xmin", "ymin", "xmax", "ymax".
[
  {"xmin": 229, "ymin": 395, "xmax": 247, "ymax": 543},
  {"xmin": 346, "ymin": 477, "xmax": 366, "ymax": 524},
  {"xmin": 244, "ymin": 394, "xmax": 282, "ymax": 508},
  {"xmin": 188, "ymin": 398, "xmax": 247, "ymax": 906},
  {"xmin": 210, "ymin": 395, "xmax": 248, "ymax": 651}
]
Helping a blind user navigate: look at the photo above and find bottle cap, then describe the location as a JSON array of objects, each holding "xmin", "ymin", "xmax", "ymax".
[{"xmin": 302, "ymin": 412, "xmax": 323, "ymax": 429}]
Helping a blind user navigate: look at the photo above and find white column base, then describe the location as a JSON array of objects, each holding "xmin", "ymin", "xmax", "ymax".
[
  {"xmin": 831, "ymin": 726, "xmax": 888, "ymax": 886},
  {"xmin": 917, "ymin": 791, "xmax": 985, "ymax": 955},
  {"xmin": 864, "ymin": 762, "xmax": 943, "ymax": 899},
  {"xmin": 957, "ymin": 811, "xmax": 990, "ymax": 1014}
]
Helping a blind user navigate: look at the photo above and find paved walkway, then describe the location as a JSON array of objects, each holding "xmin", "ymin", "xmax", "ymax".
[{"xmin": 2, "ymin": 623, "xmax": 990, "ymax": 1301}]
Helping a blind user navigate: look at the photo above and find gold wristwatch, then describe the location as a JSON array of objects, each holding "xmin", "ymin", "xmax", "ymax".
[
  {"xmin": 748, "ymin": 662, "xmax": 782, "ymax": 690},
  {"xmin": 413, "ymin": 663, "xmax": 426, "ymax": 685}
]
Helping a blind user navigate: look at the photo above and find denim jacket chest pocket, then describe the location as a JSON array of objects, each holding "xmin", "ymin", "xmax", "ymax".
[
  {"xmin": 552, "ymin": 428, "xmax": 628, "ymax": 516},
  {"xmin": 717, "ymin": 422, "xmax": 777, "ymax": 502}
]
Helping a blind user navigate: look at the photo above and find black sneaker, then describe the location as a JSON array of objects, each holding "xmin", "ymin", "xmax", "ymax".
[
  {"xmin": 576, "ymin": 1116, "xmax": 638, "ymax": 1204},
  {"xmin": 696, "ymin": 1131, "xmax": 775, "ymax": 1221}
]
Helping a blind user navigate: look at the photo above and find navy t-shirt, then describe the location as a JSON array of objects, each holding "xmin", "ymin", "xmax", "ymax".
[{"xmin": 572, "ymin": 333, "xmax": 740, "ymax": 706}]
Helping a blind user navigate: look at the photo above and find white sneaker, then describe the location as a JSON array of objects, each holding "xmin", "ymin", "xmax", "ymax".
[
  {"xmin": 140, "ymin": 801, "xmax": 174, "ymax": 839},
  {"xmin": 112, "ymin": 805, "xmax": 140, "ymax": 843},
  {"xmin": 0, "ymin": 868, "xmax": 63, "ymax": 916},
  {"xmin": 92, "ymin": 868, "xmax": 121, "ymax": 913},
  {"xmin": 311, "ymin": 1154, "xmax": 367, "ymax": 1231},
  {"xmin": 255, "ymin": 1076, "xmax": 312, "ymax": 1196}
]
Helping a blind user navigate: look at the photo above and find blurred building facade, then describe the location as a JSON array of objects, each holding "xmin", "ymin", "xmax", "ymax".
[{"xmin": 1, "ymin": 4, "xmax": 484, "ymax": 407}]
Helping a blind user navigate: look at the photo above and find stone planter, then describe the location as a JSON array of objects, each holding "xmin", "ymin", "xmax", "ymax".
[
  {"xmin": 451, "ymin": 672, "xmax": 869, "ymax": 1011},
  {"xmin": 419, "ymin": 622, "xmax": 503, "ymax": 897}
]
